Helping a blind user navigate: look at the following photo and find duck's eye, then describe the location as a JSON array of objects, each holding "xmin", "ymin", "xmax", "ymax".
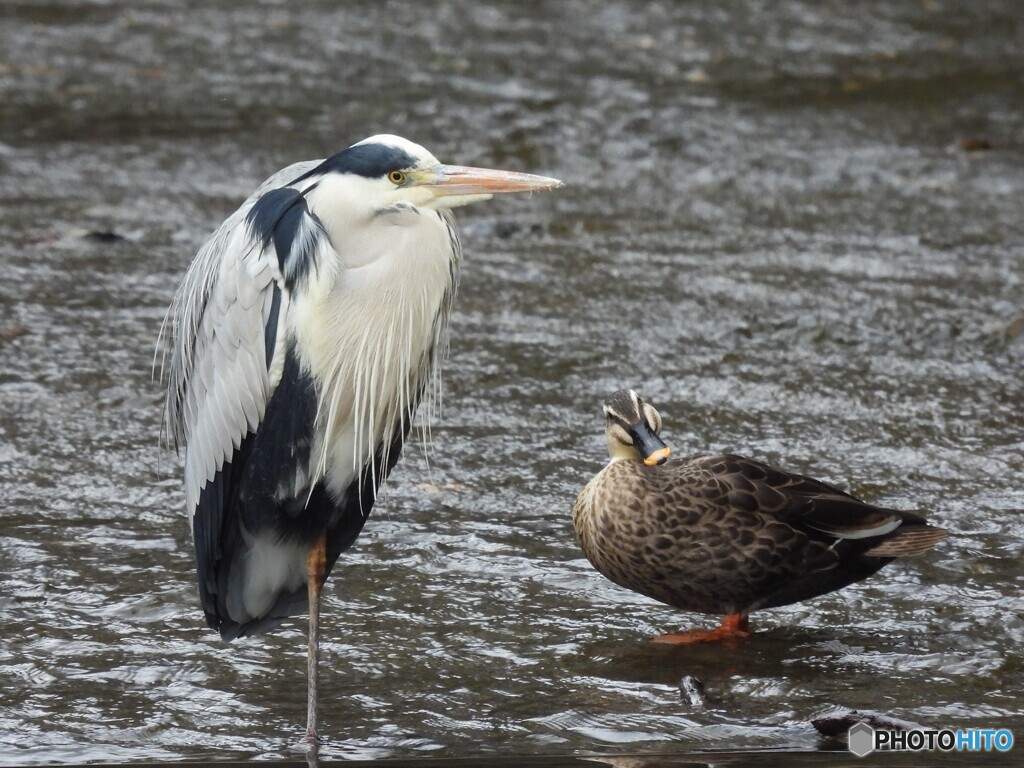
[{"xmin": 388, "ymin": 170, "xmax": 406, "ymax": 185}]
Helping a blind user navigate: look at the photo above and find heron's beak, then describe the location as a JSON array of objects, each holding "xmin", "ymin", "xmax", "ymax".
[
  {"xmin": 412, "ymin": 164, "xmax": 563, "ymax": 199},
  {"xmin": 629, "ymin": 422, "xmax": 672, "ymax": 466}
]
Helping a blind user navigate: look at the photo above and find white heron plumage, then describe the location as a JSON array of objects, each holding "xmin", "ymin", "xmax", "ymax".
[{"xmin": 159, "ymin": 134, "xmax": 560, "ymax": 742}]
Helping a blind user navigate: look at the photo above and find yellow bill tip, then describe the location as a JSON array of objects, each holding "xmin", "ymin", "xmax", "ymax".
[{"xmin": 644, "ymin": 447, "xmax": 672, "ymax": 466}]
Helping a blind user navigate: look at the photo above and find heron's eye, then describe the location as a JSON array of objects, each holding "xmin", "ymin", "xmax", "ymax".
[{"xmin": 388, "ymin": 170, "xmax": 406, "ymax": 185}]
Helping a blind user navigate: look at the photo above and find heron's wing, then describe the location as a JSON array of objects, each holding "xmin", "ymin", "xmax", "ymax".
[
  {"xmin": 161, "ymin": 159, "xmax": 322, "ymax": 448},
  {"xmin": 174, "ymin": 223, "xmax": 280, "ymax": 512},
  {"xmin": 162, "ymin": 160, "xmax": 323, "ymax": 497},
  {"xmin": 160, "ymin": 160, "xmax": 331, "ymax": 630}
]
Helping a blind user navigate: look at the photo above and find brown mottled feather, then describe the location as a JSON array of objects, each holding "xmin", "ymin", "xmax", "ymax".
[{"xmin": 573, "ymin": 452, "xmax": 946, "ymax": 617}]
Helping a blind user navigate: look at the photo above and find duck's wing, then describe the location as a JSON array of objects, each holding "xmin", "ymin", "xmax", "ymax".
[{"xmin": 690, "ymin": 454, "xmax": 944, "ymax": 554}]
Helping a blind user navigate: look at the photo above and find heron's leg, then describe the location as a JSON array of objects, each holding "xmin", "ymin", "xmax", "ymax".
[
  {"xmin": 305, "ymin": 534, "xmax": 327, "ymax": 744},
  {"xmin": 651, "ymin": 613, "xmax": 751, "ymax": 645}
]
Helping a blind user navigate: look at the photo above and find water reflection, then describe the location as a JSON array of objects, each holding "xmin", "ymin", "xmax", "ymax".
[{"xmin": 1, "ymin": 0, "xmax": 1023, "ymax": 765}]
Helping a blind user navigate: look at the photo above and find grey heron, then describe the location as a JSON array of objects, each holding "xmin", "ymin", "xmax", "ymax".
[
  {"xmin": 160, "ymin": 134, "xmax": 561, "ymax": 742},
  {"xmin": 572, "ymin": 389, "xmax": 947, "ymax": 644}
]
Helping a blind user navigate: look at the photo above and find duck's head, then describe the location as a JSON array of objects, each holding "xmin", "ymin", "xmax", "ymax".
[{"xmin": 602, "ymin": 389, "xmax": 672, "ymax": 466}]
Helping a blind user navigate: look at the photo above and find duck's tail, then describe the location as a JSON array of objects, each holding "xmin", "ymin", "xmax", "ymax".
[{"xmin": 863, "ymin": 524, "xmax": 947, "ymax": 557}]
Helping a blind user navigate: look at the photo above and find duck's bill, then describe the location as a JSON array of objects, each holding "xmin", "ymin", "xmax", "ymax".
[
  {"xmin": 643, "ymin": 446, "xmax": 672, "ymax": 466},
  {"xmin": 417, "ymin": 164, "xmax": 563, "ymax": 196},
  {"xmin": 630, "ymin": 423, "xmax": 672, "ymax": 466}
]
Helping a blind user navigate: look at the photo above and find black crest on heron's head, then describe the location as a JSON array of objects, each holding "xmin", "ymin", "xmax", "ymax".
[{"xmin": 299, "ymin": 141, "xmax": 420, "ymax": 182}]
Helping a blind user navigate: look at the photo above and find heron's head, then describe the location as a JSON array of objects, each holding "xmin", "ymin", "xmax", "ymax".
[
  {"xmin": 298, "ymin": 134, "xmax": 561, "ymax": 219},
  {"xmin": 602, "ymin": 389, "xmax": 672, "ymax": 466}
]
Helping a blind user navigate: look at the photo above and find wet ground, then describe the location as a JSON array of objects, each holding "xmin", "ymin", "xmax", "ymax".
[{"xmin": 1, "ymin": 0, "xmax": 1023, "ymax": 765}]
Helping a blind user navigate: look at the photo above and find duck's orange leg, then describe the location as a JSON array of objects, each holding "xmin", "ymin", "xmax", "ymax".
[{"xmin": 652, "ymin": 613, "xmax": 751, "ymax": 644}]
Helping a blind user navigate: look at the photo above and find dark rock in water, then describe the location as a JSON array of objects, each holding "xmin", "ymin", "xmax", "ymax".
[
  {"xmin": 79, "ymin": 230, "xmax": 129, "ymax": 244},
  {"xmin": 32, "ymin": 229, "xmax": 131, "ymax": 246},
  {"xmin": 812, "ymin": 708, "xmax": 929, "ymax": 740},
  {"xmin": 1004, "ymin": 313, "xmax": 1024, "ymax": 338},
  {"xmin": 959, "ymin": 137, "xmax": 995, "ymax": 152},
  {"xmin": 678, "ymin": 675, "xmax": 706, "ymax": 708},
  {"xmin": 492, "ymin": 220, "xmax": 543, "ymax": 240},
  {"xmin": 0, "ymin": 325, "xmax": 27, "ymax": 344}
]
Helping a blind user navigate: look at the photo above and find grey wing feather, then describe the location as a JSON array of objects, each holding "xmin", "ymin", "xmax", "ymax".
[{"xmin": 159, "ymin": 159, "xmax": 323, "ymax": 513}]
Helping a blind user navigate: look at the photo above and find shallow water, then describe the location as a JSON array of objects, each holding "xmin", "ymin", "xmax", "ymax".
[{"xmin": 1, "ymin": 0, "xmax": 1023, "ymax": 764}]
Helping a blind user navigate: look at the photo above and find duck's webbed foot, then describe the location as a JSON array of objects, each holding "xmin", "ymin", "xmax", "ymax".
[{"xmin": 652, "ymin": 613, "xmax": 751, "ymax": 644}]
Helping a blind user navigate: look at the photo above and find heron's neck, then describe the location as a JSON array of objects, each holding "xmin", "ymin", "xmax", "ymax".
[{"xmin": 293, "ymin": 209, "xmax": 459, "ymax": 498}]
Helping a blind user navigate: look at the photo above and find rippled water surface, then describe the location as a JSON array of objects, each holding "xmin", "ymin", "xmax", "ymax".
[{"xmin": 1, "ymin": 1, "xmax": 1023, "ymax": 764}]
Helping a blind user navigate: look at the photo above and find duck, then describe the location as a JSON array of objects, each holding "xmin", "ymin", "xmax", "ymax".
[{"xmin": 571, "ymin": 389, "xmax": 947, "ymax": 643}]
